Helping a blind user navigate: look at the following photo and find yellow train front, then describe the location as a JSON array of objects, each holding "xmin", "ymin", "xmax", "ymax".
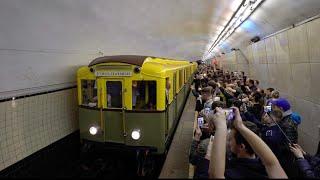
[{"xmin": 77, "ymin": 55, "xmax": 197, "ymax": 154}]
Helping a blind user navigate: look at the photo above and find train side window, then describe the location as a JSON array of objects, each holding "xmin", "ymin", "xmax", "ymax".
[
  {"xmin": 132, "ymin": 81, "xmax": 157, "ymax": 110},
  {"xmin": 81, "ymin": 80, "xmax": 97, "ymax": 107},
  {"xmin": 106, "ymin": 81, "xmax": 122, "ymax": 108},
  {"xmin": 179, "ymin": 70, "xmax": 183, "ymax": 88},
  {"xmin": 165, "ymin": 78, "xmax": 171, "ymax": 105}
]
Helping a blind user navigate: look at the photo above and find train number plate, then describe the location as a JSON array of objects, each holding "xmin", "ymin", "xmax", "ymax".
[{"xmin": 95, "ymin": 71, "xmax": 132, "ymax": 77}]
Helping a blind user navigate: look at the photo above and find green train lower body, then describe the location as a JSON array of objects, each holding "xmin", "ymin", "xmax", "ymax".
[{"xmin": 79, "ymin": 81, "xmax": 192, "ymax": 155}]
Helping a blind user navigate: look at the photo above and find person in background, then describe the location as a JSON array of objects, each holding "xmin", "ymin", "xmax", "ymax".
[
  {"xmin": 244, "ymin": 79, "xmax": 257, "ymax": 94},
  {"xmin": 195, "ymin": 87, "xmax": 213, "ymax": 113},
  {"xmin": 264, "ymin": 98, "xmax": 299, "ymax": 177},
  {"xmin": 254, "ymin": 80, "xmax": 261, "ymax": 92},
  {"xmin": 247, "ymin": 92, "xmax": 264, "ymax": 121},
  {"xmin": 266, "ymin": 90, "xmax": 280, "ymax": 106},
  {"xmin": 265, "ymin": 88, "xmax": 275, "ymax": 100},
  {"xmin": 189, "ymin": 126, "xmax": 214, "ymax": 178}
]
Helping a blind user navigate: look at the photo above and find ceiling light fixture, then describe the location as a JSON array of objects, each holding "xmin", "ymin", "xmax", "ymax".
[{"xmin": 206, "ymin": 0, "xmax": 265, "ymax": 57}]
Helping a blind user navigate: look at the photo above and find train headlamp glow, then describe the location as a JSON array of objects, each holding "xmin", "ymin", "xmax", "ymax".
[
  {"xmin": 131, "ymin": 129, "xmax": 141, "ymax": 140},
  {"xmin": 89, "ymin": 126, "xmax": 98, "ymax": 135}
]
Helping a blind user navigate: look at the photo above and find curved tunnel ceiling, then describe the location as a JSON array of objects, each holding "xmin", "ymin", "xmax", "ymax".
[
  {"xmin": 209, "ymin": 0, "xmax": 320, "ymax": 58},
  {"xmin": 0, "ymin": 0, "xmax": 319, "ymax": 62}
]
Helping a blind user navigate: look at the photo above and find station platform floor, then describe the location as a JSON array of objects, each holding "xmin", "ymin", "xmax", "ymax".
[{"xmin": 159, "ymin": 92, "xmax": 196, "ymax": 178}]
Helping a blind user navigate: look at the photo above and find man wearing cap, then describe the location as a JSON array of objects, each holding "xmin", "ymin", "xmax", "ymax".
[{"xmin": 270, "ymin": 98, "xmax": 299, "ymax": 178}]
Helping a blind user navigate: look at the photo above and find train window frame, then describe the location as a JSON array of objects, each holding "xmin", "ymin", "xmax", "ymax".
[
  {"xmin": 131, "ymin": 80, "xmax": 157, "ymax": 111},
  {"xmin": 81, "ymin": 79, "xmax": 98, "ymax": 107}
]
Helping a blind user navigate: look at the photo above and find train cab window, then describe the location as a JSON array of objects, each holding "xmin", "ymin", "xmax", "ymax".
[
  {"xmin": 106, "ymin": 81, "xmax": 122, "ymax": 108},
  {"xmin": 132, "ymin": 81, "xmax": 157, "ymax": 110},
  {"xmin": 81, "ymin": 80, "xmax": 97, "ymax": 107}
]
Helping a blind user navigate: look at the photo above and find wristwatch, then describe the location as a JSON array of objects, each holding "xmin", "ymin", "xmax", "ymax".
[{"xmin": 296, "ymin": 157, "xmax": 304, "ymax": 160}]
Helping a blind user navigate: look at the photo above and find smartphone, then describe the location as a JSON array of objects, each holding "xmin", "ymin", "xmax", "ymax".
[
  {"xmin": 264, "ymin": 105, "xmax": 272, "ymax": 113},
  {"xmin": 198, "ymin": 117, "xmax": 204, "ymax": 128},
  {"xmin": 222, "ymin": 108, "xmax": 235, "ymax": 122},
  {"xmin": 213, "ymin": 97, "xmax": 221, "ymax": 101}
]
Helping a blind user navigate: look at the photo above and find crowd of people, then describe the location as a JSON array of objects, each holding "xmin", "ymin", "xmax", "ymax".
[{"xmin": 189, "ymin": 62, "xmax": 320, "ymax": 178}]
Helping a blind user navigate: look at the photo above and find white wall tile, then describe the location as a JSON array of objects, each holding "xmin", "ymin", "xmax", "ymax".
[
  {"xmin": 265, "ymin": 36, "xmax": 277, "ymax": 64},
  {"xmin": 276, "ymin": 63, "xmax": 292, "ymax": 93},
  {"xmin": 275, "ymin": 31, "xmax": 290, "ymax": 64},
  {"xmin": 267, "ymin": 64, "xmax": 278, "ymax": 88},
  {"xmin": 310, "ymin": 63, "xmax": 320, "ymax": 104},
  {"xmin": 288, "ymin": 25, "xmax": 309, "ymax": 64},
  {"xmin": 0, "ymin": 88, "xmax": 78, "ymax": 171},
  {"xmin": 308, "ymin": 18, "xmax": 320, "ymax": 63},
  {"xmin": 289, "ymin": 63, "xmax": 312, "ymax": 101}
]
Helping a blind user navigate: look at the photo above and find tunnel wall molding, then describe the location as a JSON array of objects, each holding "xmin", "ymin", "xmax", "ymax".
[{"xmin": 220, "ymin": 17, "xmax": 320, "ymax": 155}]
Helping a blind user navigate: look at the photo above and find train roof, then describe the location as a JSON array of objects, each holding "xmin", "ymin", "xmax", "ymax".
[{"xmin": 88, "ymin": 55, "xmax": 150, "ymax": 67}]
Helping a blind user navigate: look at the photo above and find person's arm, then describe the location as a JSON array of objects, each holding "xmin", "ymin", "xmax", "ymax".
[
  {"xmin": 219, "ymin": 87, "xmax": 233, "ymax": 100},
  {"xmin": 233, "ymin": 107, "xmax": 288, "ymax": 178},
  {"xmin": 289, "ymin": 144, "xmax": 315, "ymax": 178},
  {"xmin": 226, "ymin": 87, "xmax": 236, "ymax": 93},
  {"xmin": 209, "ymin": 108, "xmax": 227, "ymax": 178}
]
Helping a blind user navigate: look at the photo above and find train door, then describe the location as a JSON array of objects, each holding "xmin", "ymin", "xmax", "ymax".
[{"xmin": 102, "ymin": 78, "xmax": 126, "ymax": 143}]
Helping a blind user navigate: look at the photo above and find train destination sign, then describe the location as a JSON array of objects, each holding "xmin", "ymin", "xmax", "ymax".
[{"xmin": 95, "ymin": 71, "xmax": 132, "ymax": 77}]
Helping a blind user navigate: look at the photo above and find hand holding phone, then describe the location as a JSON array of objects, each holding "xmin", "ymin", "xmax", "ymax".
[{"xmin": 222, "ymin": 108, "xmax": 235, "ymax": 122}]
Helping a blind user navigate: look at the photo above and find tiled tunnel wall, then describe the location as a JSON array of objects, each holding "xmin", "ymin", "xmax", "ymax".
[
  {"xmin": 220, "ymin": 18, "xmax": 320, "ymax": 155},
  {"xmin": 0, "ymin": 88, "xmax": 78, "ymax": 172}
]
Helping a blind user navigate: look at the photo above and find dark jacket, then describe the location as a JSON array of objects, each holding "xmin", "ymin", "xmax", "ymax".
[
  {"xmin": 279, "ymin": 115, "xmax": 298, "ymax": 144},
  {"xmin": 296, "ymin": 153, "xmax": 320, "ymax": 178},
  {"xmin": 225, "ymin": 158, "xmax": 268, "ymax": 178},
  {"xmin": 247, "ymin": 103, "xmax": 263, "ymax": 121},
  {"xmin": 260, "ymin": 115, "xmax": 299, "ymax": 177},
  {"xmin": 219, "ymin": 87, "xmax": 236, "ymax": 108},
  {"xmin": 189, "ymin": 139, "xmax": 210, "ymax": 179}
]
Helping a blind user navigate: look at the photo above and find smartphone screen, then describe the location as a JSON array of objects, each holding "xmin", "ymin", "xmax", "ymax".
[
  {"xmin": 223, "ymin": 108, "xmax": 235, "ymax": 122},
  {"xmin": 198, "ymin": 117, "xmax": 204, "ymax": 128},
  {"xmin": 264, "ymin": 105, "xmax": 272, "ymax": 113}
]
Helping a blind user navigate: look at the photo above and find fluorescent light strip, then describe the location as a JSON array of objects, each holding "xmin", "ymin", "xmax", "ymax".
[
  {"xmin": 211, "ymin": 0, "xmax": 250, "ymax": 51},
  {"xmin": 206, "ymin": 0, "xmax": 246, "ymax": 55},
  {"xmin": 207, "ymin": 0, "xmax": 264, "ymax": 56}
]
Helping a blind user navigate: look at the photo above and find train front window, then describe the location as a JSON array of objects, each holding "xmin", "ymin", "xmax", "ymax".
[
  {"xmin": 132, "ymin": 81, "xmax": 157, "ymax": 110},
  {"xmin": 106, "ymin": 81, "xmax": 122, "ymax": 108},
  {"xmin": 81, "ymin": 80, "xmax": 97, "ymax": 107}
]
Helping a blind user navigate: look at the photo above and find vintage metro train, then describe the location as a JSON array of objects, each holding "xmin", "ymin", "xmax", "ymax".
[{"xmin": 77, "ymin": 55, "xmax": 197, "ymax": 155}]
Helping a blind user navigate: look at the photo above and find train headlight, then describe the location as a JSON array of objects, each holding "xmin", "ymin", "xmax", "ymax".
[
  {"xmin": 131, "ymin": 129, "xmax": 141, "ymax": 140},
  {"xmin": 89, "ymin": 126, "xmax": 98, "ymax": 135}
]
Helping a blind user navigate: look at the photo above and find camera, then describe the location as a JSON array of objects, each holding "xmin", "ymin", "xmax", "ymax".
[
  {"xmin": 264, "ymin": 105, "xmax": 272, "ymax": 113},
  {"xmin": 222, "ymin": 108, "xmax": 235, "ymax": 122}
]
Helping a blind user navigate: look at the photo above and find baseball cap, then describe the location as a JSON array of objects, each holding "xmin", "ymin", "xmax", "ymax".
[{"xmin": 270, "ymin": 98, "xmax": 291, "ymax": 112}]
